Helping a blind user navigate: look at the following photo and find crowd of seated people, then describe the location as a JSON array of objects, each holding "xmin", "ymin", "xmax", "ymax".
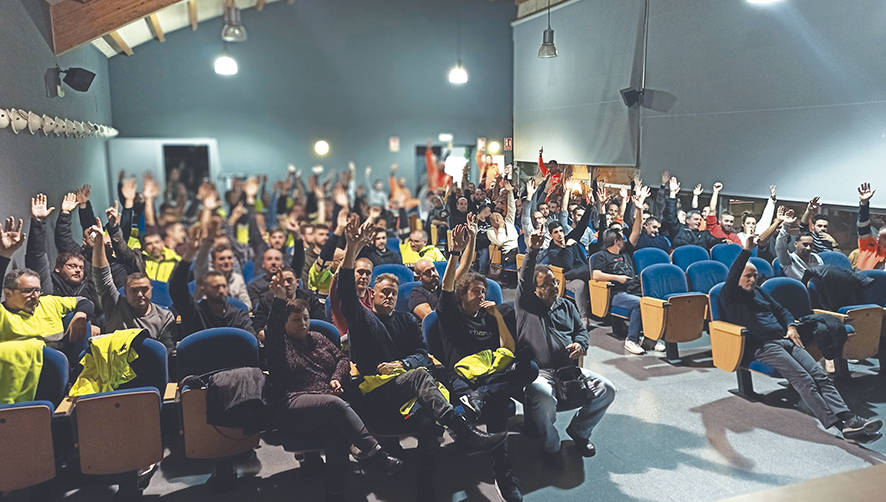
[{"xmin": 1, "ymin": 153, "xmax": 885, "ymax": 501}]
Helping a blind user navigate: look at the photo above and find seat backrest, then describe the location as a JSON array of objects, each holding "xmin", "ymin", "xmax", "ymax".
[
  {"xmin": 859, "ymin": 269, "xmax": 886, "ymax": 305},
  {"xmin": 434, "ymin": 261, "xmax": 448, "ymax": 279},
  {"xmin": 818, "ymin": 250, "xmax": 851, "ymax": 270},
  {"xmin": 176, "ymin": 328, "xmax": 259, "ymax": 378},
  {"xmin": 149, "ymin": 280, "xmax": 173, "ymax": 308},
  {"xmin": 371, "ymin": 264, "xmax": 415, "ymax": 286},
  {"xmin": 396, "ymin": 281, "xmax": 421, "ymax": 312},
  {"xmin": 386, "ymin": 237, "xmax": 401, "ymax": 253},
  {"xmin": 760, "ymin": 277, "xmax": 812, "ymax": 318},
  {"xmin": 711, "ymin": 243, "xmax": 743, "ymax": 268},
  {"xmin": 122, "ymin": 337, "xmax": 169, "ymax": 391},
  {"xmin": 34, "ymin": 346, "xmax": 68, "ymax": 405},
  {"xmin": 640, "ymin": 263, "xmax": 689, "ymax": 299},
  {"xmin": 749, "ymin": 257, "xmax": 774, "ymax": 282},
  {"xmin": 772, "ymin": 257, "xmax": 784, "ymax": 277},
  {"xmin": 708, "ymin": 282, "xmax": 726, "ymax": 321},
  {"xmin": 686, "ymin": 260, "xmax": 729, "ymax": 294},
  {"xmin": 517, "ymin": 234, "xmax": 526, "ymax": 253},
  {"xmin": 670, "ymin": 245, "xmax": 709, "ymax": 271},
  {"xmin": 187, "ymin": 280, "xmax": 196, "ymax": 295},
  {"xmin": 485, "ymin": 278, "xmax": 503, "ymax": 304},
  {"xmin": 309, "ymin": 319, "xmax": 341, "ymax": 348},
  {"xmin": 633, "ymin": 247, "xmax": 671, "ymax": 274},
  {"xmin": 422, "ymin": 311, "xmax": 444, "ymax": 364},
  {"xmin": 226, "ymin": 297, "xmax": 250, "ymax": 312},
  {"xmin": 241, "ymin": 261, "xmax": 255, "ymax": 284}
]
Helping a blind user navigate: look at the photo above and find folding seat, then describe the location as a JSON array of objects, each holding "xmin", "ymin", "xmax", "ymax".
[
  {"xmin": 711, "ymin": 243, "xmax": 743, "ymax": 268},
  {"xmin": 0, "ymin": 346, "xmax": 67, "ymax": 493},
  {"xmin": 485, "ymin": 278, "xmax": 504, "ymax": 304},
  {"xmin": 396, "ymin": 281, "xmax": 422, "ymax": 312},
  {"xmin": 748, "ymin": 257, "xmax": 774, "ymax": 282},
  {"xmin": 686, "ymin": 260, "xmax": 729, "ymax": 320},
  {"xmin": 588, "ymin": 251, "xmax": 631, "ymax": 327},
  {"xmin": 174, "ymin": 328, "xmax": 260, "ymax": 483},
  {"xmin": 818, "ymin": 250, "xmax": 852, "ymax": 270},
  {"xmin": 149, "ymin": 280, "xmax": 173, "ymax": 308},
  {"xmin": 386, "ymin": 237, "xmax": 401, "ymax": 253},
  {"xmin": 371, "ymin": 263, "xmax": 415, "ymax": 286},
  {"xmin": 434, "ymin": 260, "xmax": 448, "ymax": 279},
  {"xmin": 639, "ymin": 263, "xmax": 708, "ymax": 362},
  {"xmin": 241, "ymin": 261, "xmax": 255, "ymax": 284},
  {"xmin": 632, "ymin": 247, "xmax": 670, "ymax": 274},
  {"xmin": 65, "ymin": 335, "xmax": 168, "ymax": 496},
  {"xmin": 772, "ymin": 257, "xmax": 784, "ymax": 277},
  {"xmin": 670, "ymin": 245, "xmax": 709, "ymax": 271},
  {"xmin": 226, "ymin": 296, "xmax": 250, "ymax": 313},
  {"xmin": 806, "ymin": 272, "xmax": 883, "ymax": 365}
]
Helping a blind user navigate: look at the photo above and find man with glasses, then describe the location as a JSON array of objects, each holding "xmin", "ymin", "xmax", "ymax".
[
  {"xmin": 88, "ymin": 222, "xmax": 176, "ymax": 349},
  {"xmin": 517, "ymin": 230, "xmax": 616, "ymax": 469},
  {"xmin": 0, "ymin": 215, "xmax": 93, "ymax": 348}
]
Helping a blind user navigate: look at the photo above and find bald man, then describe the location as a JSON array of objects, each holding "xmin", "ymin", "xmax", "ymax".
[
  {"xmin": 408, "ymin": 259, "xmax": 441, "ymax": 320},
  {"xmin": 399, "ymin": 230, "xmax": 445, "ymax": 265}
]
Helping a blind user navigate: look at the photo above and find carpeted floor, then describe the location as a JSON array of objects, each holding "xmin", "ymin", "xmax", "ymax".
[{"xmin": 24, "ymin": 307, "xmax": 886, "ymax": 502}]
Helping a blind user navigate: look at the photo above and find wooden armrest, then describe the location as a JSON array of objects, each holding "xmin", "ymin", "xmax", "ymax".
[
  {"xmin": 164, "ymin": 383, "xmax": 178, "ymax": 401},
  {"xmin": 640, "ymin": 297, "xmax": 667, "ymax": 308},
  {"xmin": 54, "ymin": 396, "xmax": 76, "ymax": 416},
  {"xmin": 589, "ymin": 280, "xmax": 613, "ymax": 289},
  {"xmin": 813, "ymin": 309, "xmax": 849, "ymax": 322},
  {"xmin": 350, "ymin": 362, "xmax": 360, "ymax": 378},
  {"xmin": 709, "ymin": 320, "xmax": 747, "ymax": 337}
]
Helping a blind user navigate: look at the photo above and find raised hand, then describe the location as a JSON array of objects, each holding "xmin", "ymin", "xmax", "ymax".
[
  {"xmin": 693, "ymin": 184, "xmax": 703, "ymax": 196},
  {"xmin": 807, "ymin": 196, "xmax": 820, "ymax": 212},
  {"xmin": 106, "ymin": 200, "xmax": 120, "ymax": 227},
  {"xmin": 769, "ymin": 185, "xmax": 777, "ymax": 200},
  {"xmin": 538, "ymin": 146, "xmax": 543, "ymax": 156},
  {"xmin": 31, "ymin": 193, "xmax": 56, "ymax": 222},
  {"xmin": 284, "ymin": 216, "xmax": 301, "ymax": 237},
  {"xmin": 466, "ymin": 212, "xmax": 478, "ymax": 236},
  {"xmin": 776, "ymin": 205, "xmax": 787, "ymax": 222},
  {"xmin": 121, "ymin": 178, "xmax": 137, "ymax": 203},
  {"xmin": 781, "ymin": 208, "xmax": 797, "ymax": 225},
  {"xmin": 619, "ymin": 186, "xmax": 629, "ymax": 201},
  {"xmin": 88, "ymin": 217, "xmax": 104, "ymax": 243},
  {"xmin": 0, "ymin": 217, "xmax": 25, "ymax": 258},
  {"xmin": 333, "ymin": 184, "xmax": 349, "ymax": 208},
  {"xmin": 525, "ymin": 178, "xmax": 538, "ymax": 199},
  {"xmin": 75, "ymin": 184, "xmax": 91, "ymax": 207},
  {"xmin": 668, "ymin": 176, "xmax": 681, "ymax": 196},
  {"xmin": 61, "ymin": 192, "xmax": 78, "ymax": 214},
  {"xmin": 712, "ymin": 182, "xmax": 723, "ymax": 192},
  {"xmin": 529, "ymin": 231, "xmax": 545, "ymax": 251},
  {"xmin": 661, "ymin": 170, "xmax": 671, "ymax": 186},
  {"xmin": 269, "ymin": 271, "xmax": 287, "ymax": 299},
  {"xmin": 633, "ymin": 185, "xmax": 652, "ymax": 206},
  {"xmin": 449, "ymin": 224, "xmax": 469, "ymax": 252},
  {"xmin": 858, "ymin": 183, "xmax": 875, "ymax": 203},
  {"xmin": 143, "ymin": 175, "xmax": 158, "ymax": 199},
  {"xmin": 244, "ymin": 177, "xmax": 260, "ymax": 198},
  {"xmin": 744, "ymin": 233, "xmax": 758, "ymax": 251}
]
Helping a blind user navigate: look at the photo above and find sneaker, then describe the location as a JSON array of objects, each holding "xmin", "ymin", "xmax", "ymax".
[
  {"xmin": 624, "ymin": 339, "xmax": 645, "ymax": 355},
  {"xmin": 653, "ymin": 340, "xmax": 666, "ymax": 352},
  {"xmin": 842, "ymin": 416, "xmax": 883, "ymax": 438}
]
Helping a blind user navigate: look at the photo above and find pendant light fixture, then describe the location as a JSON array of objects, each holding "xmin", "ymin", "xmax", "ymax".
[
  {"xmin": 448, "ymin": 1, "xmax": 468, "ymax": 85},
  {"xmin": 221, "ymin": 0, "xmax": 247, "ymax": 43},
  {"xmin": 537, "ymin": 0, "xmax": 558, "ymax": 58}
]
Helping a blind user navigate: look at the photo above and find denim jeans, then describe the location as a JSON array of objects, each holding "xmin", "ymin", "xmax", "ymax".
[
  {"xmin": 477, "ymin": 246, "xmax": 490, "ymax": 275},
  {"xmin": 523, "ymin": 368, "xmax": 616, "ymax": 453},
  {"xmin": 611, "ymin": 292, "xmax": 642, "ymax": 343}
]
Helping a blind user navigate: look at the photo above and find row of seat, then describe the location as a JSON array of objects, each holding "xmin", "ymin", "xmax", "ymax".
[{"xmin": 635, "ymin": 243, "xmax": 852, "ymax": 276}]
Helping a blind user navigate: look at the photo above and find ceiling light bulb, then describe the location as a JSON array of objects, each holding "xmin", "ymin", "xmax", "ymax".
[
  {"xmin": 214, "ymin": 54, "xmax": 238, "ymax": 76},
  {"xmin": 488, "ymin": 141, "xmax": 502, "ymax": 154},
  {"xmin": 747, "ymin": 0, "xmax": 783, "ymax": 4},
  {"xmin": 438, "ymin": 133, "xmax": 454, "ymax": 142},
  {"xmin": 538, "ymin": 28, "xmax": 558, "ymax": 58},
  {"xmin": 448, "ymin": 64, "xmax": 468, "ymax": 85},
  {"xmin": 314, "ymin": 140, "xmax": 330, "ymax": 156},
  {"xmin": 221, "ymin": 3, "xmax": 247, "ymax": 42}
]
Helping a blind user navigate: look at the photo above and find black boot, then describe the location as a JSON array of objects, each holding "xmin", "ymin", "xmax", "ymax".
[
  {"xmin": 443, "ymin": 411, "xmax": 507, "ymax": 452},
  {"xmin": 359, "ymin": 447, "xmax": 404, "ymax": 476}
]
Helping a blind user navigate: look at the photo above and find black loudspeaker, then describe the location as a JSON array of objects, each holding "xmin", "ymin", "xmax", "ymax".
[
  {"xmin": 62, "ymin": 67, "xmax": 96, "ymax": 92},
  {"xmin": 619, "ymin": 87, "xmax": 644, "ymax": 107}
]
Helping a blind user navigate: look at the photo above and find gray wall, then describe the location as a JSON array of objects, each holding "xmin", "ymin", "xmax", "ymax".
[
  {"xmin": 109, "ymin": 0, "xmax": 515, "ymax": 189},
  {"xmin": 513, "ymin": 0, "xmax": 886, "ymax": 206},
  {"xmin": 0, "ymin": 1, "xmax": 113, "ymax": 266}
]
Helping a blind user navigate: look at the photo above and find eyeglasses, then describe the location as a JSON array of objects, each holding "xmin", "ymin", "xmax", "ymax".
[{"xmin": 12, "ymin": 287, "xmax": 41, "ymax": 295}]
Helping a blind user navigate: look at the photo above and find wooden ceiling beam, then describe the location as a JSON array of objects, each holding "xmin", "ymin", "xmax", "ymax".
[
  {"xmin": 146, "ymin": 13, "xmax": 165, "ymax": 42},
  {"xmin": 257, "ymin": 0, "xmax": 267, "ymax": 11},
  {"xmin": 103, "ymin": 30, "xmax": 133, "ymax": 56},
  {"xmin": 189, "ymin": 0, "xmax": 198, "ymax": 30},
  {"xmin": 50, "ymin": 0, "xmax": 179, "ymax": 55}
]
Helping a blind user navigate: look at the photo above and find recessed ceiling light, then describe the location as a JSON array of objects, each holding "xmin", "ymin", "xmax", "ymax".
[{"xmin": 747, "ymin": 0, "xmax": 784, "ymax": 5}]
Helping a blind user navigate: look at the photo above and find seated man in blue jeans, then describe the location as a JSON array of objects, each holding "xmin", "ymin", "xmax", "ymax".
[
  {"xmin": 590, "ymin": 185, "xmax": 660, "ymax": 355},
  {"xmin": 722, "ymin": 234, "xmax": 881, "ymax": 440},
  {"xmin": 517, "ymin": 230, "xmax": 616, "ymax": 469}
]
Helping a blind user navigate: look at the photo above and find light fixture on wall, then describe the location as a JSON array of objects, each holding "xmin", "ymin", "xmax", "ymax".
[
  {"xmin": 488, "ymin": 140, "xmax": 502, "ymax": 154},
  {"xmin": 314, "ymin": 140, "xmax": 330, "ymax": 156},
  {"xmin": 214, "ymin": 50, "xmax": 239, "ymax": 76},
  {"xmin": 448, "ymin": 1, "xmax": 469, "ymax": 85},
  {"xmin": 537, "ymin": 0, "xmax": 558, "ymax": 58},
  {"xmin": 221, "ymin": 0, "xmax": 248, "ymax": 42}
]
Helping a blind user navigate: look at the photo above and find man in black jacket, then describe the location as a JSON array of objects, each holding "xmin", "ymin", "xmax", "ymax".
[
  {"xmin": 358, "ymin": 227, "xmax": 402, "ymax": 266},
  {"xmin": 721, "ymin": 236, "xmax": 881, "ymax": 439},
  {"xmin": 661, "ymin": 176, "xmax": 723, "ymax": 250},
  {"xmin": 540, "ymin": 221, "xmax": 591, "ymax": 326}
]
